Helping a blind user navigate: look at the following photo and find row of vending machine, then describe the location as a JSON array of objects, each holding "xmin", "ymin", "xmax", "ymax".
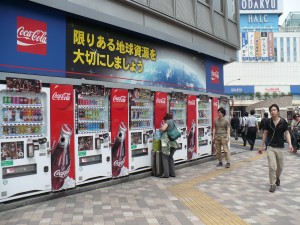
[{"xmin": 0, "ymin": 78, "xmax": 229, "ymax": 202}]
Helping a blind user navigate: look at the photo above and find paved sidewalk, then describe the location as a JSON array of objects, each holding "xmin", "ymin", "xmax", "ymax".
[{"xmin": 0, "ymin": 143, "xmax": 300, "ymax": 225}]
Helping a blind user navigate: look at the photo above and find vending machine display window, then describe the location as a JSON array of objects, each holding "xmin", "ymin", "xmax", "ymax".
[
  {"xmin": 0, "ymin": 92, "xmax": 47, "ymax": 138},
  {"xmin": 78, "ymin": 136, "xmax": 94, "ymax": 151},
  {"xmin": 76, "ymin": 94, "xmax": 109, "ymax": 134},
  {"xmin": 1, "ymin": 141, "xmax": 24, "ymax": 161}
]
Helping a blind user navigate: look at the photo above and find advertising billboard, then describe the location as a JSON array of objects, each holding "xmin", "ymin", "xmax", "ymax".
[
  {"xmin": 66, "ymin": 17, "xmax": 206, "ymax": 92},
  {"xmin": 0, "ymin": 0, "xmax": 66, "ymax": 77}
]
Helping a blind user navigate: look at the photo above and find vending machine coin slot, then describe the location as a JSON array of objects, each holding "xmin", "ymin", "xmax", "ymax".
[
  {"xmin": 95, "ymin": 138, "xmax": 101, "ymax": 150},
  {"xmin": 27, "ymin": 143, "xmax": 34, "ymax": 158}
]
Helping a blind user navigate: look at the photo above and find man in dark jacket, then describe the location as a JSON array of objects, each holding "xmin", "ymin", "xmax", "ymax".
[{"xmin": 231, "ymin": 113, "xmax": 240, "ymax": 140}]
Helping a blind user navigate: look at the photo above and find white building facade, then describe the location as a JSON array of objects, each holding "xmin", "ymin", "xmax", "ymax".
[{"xmin": 225, "ymin": 1, "xmax": 300, "ymax": 104}]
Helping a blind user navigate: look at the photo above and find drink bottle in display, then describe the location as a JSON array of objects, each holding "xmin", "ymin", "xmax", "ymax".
[
  {"xmin": 112, "ymin": 122, "xmax": 127, "ymax": 177},
  {"xmin": 51, "ymin": 124, "xmax": 73, "ymax": 190},
  {"xmin": 187, "ymin": 120, "xmax": 195, "ymax": 160}
]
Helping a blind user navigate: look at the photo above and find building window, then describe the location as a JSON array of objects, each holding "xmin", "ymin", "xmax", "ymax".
[
  {"xmin": 294, "ymin": 37, "xmax": 297, "ymax": 62},
  {"xmin": 287, "ymin": 37, "xmax": 290, "ymax": 62},
  {"xmin": 280, "ymin": 37, "xmax": 284, "ymax": 62},
  {"xmin": 214, "ymin": 0, "xmax": 224, "ymax": 14},
  {"xmin": 199, "ymin": 0, "xmax": 210, "ymax": 5},
  {"xmin": 228, "ymin": 0, "xmax": 236, "ymax": 21}
]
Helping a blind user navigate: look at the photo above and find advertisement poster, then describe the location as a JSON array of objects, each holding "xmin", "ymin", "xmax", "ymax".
[
  {"xmin": 154, "ymin": 92, "xmax": 168, "ymax": 129},
  {"xmin": 241, "ymin": 32, "xmax": 249, "ymax": 61},
  {"xmin": 50, "ymin": 84, "xmax": 75, "ymax": 191},
  {"xmin": 110, "ymin": 89, "xmax": 129, "ymax": 178},
  {"xmin": 261, "ymin": 32, "xmax": 268, "ymax": 61},
  {"xmin": 248, "ymin": 32, "xmax": 255, "ymax": 61},
  {"xmin": 187, "ymin": 95, "xmax": 196, "ymax": 160},
  {"xmin": 254, "ymin": 32, "xmax": 261, "ymax": 61},
  {"xmin": 268, "ymin": 32, "xmax": 274, "ymax": 61},
  {"xmin": 66, "ymin": 17, "xmax": 206, "ymax": 92}
]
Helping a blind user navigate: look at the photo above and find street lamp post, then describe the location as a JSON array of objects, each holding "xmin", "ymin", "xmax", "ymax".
[{"xmin": 224, "ymin": 78, "xmax": 241, "ymax": 118}]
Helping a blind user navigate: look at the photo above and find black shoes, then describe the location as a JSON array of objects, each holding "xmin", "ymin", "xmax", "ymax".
[
  {"xmin": 243, "ymin": 143, "xmax": 246, "ymax": 146},
  {"xmin": 216, "ymin": 162, "xmax": 223, "ymax": 167},
  {"xmin": 250, "ymin": 145, "xmax": 254, "ymax": 150},
  {"xmin": 275, "ymin": 178, "xmax": 280, "ymax": 186},
  {"xmin": 226, "ymin": 163, "xmax": 230, "ymax": 168}
]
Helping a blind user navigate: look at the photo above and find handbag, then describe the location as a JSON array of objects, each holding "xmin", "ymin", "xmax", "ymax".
[{"xmin": 167, "ymin": 121, "xmax": 181, "ymax": 141}]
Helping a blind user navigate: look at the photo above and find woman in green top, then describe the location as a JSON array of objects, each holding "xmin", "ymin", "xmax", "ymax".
[{"xmin": 159, "ymin": 113, "xmax": 179, "ymax": 178}]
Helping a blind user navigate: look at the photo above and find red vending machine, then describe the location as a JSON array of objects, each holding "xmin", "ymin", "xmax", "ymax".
[
  {"xmin": 128, "ymin": 88, "xmax": 153, "ymax": 173},
  {"xmin": 74, "ymin": 84, "xmax": 111, "ymax": 185},
  {"xmin": 187, "ymin": 95, "xmax": 197, "ymax": 160},
  {"xmin": 0, "ymin": 77, "xmax": 51, "ymax": 202},
  {"xmin": 50, "ymin": 84, "xmax": 75, "ymax": 191},
  {"xmin": 197, "ymin": 95, "xmax": 212, "ymax": 158},
  {"xmin": 169, "ymin": 92, "xmax": 187, "ymax": 163},
  {"xmin": 110, "ymin": 89, "xmax": 129, "ymax": 178}
]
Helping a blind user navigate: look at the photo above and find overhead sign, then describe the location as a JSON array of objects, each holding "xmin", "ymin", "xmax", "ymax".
[
  {"xmin": 239, "ymin": 0, "xmax": 283, "ymax": 14},
  {"xmin": 224, "ymin": 86, "xmax": 254, "ymax": 94}
]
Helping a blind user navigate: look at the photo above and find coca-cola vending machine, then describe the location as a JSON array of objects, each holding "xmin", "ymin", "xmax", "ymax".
[
  {"xmin": 169, "ymin": 92, "xmax": 187, "ymax": 163},
  {"xmin": 128, "ymin": 89, "xmax": 153, "ymax": 173},
  {"xmin": 197, "ymin": 95, "xmax": 212, "ymax": 158},
  {"xmin": 0, "ymin": 77, "xmax": 51, "ymax": 202},
  {"xmin": 110, "ymin": 89, "xmax": 129, "ymax": 178},
  {"xmin": 74, "ymin": 84, "xmax": 111, "ymax": 185},
  {"xmin": 187, "ymin": 95, "xmax": 196, "ymax": 160},
  {"xmin": 50, "ymin": 84, "xmax": 75, "ymax": 191}
]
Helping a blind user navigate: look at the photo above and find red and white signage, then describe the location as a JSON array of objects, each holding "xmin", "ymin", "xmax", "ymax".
[
  {"xmin": 187, "ymin": 95, "xmax": 196, "ymax": 160},
  {"xmin": 17, "ymin": 16, "xmax": 47, "ymax": 55},
  {"xmin": 50, "ymin": 84, "xmax": 75, "ymax": 191},
  {"xmin": 154, "ymin": 92, "xmax": 168, "ymax": 129},
  {"xmin": 211, "ymin": 66, "xmax": 220, "ymax": 84},
  {"xmin": 110, "ymin": 89, "xmax": 129, "ymax": 178}
]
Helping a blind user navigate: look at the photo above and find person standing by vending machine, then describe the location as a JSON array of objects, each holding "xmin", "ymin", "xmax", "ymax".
[
  {"xmin": 159, "ymin": 113, "xmax": 178, "ymax": 178},
  {"xmin": 212, "ymin": 107, "xmax": 231, "ymax": 168}
]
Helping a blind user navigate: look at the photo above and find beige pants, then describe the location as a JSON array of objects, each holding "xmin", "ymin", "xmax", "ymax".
[
  {"xmin": 215, "ymin": 136, "xmax": 230, "ymax": 162},
  {"xmin": 267, "ymin": 146, "xmax": 284, "ymax": 185}
]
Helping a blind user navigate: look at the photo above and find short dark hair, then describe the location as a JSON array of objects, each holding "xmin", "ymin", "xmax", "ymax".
[
  {"xmin": 164, "ymin": 113, "xmax": 173, "ymax": 120},
  {"xmin": 269, "ymin": 104, "xmax": 279, "ymax": 113},
  {"xmin": 244, "ymin": 112, "xmax": 249, "ymax": 116},
  {"xmin": 250, "ymin": 110, "xmax": 255, "ymax": 115},
  {"xmin": 293, "ymin": 113, "xmax": 300, "ymax": 120},
  {"xmin": 218, "ymin": 107, "xmax": 226, "ymax": 116},
  {"xmin": 264, "ymin": 112, "xmax": 268, "ymax": 118}
]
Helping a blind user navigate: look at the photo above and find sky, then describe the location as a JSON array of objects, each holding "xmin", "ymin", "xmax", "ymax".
[{"xmin": 278, "ymin": 0, "xmax": 300, "ymax": 25}]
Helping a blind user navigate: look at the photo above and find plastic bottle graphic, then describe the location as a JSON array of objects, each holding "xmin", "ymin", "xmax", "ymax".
[
  {"xmin": 112, "ymin": 122, "xmax": 127, "ymax": 177},
  {"xmin": 51, "ymin": 124, "xmax": 73, "ymax": 190},
  {"xmin": 187, "ymin": 120, "xmax": 196, "ymax": 160}
]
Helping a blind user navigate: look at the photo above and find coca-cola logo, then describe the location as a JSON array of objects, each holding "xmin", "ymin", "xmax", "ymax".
[
  {"xmin": 53, "ymin": 165, "xmax": 70, "ymax": 179},
  {"xmin": 113, "ymin": 96, "xmax": 127, "ymax": 102},
  {"xmin": 51, "ymin": 85, "xmax": 73, "ymax": 110},
  {"xmin": 17, "ymin": 16, "xmax": 47, "ymax": 55},
  {"xmin": 211, "ymin": 66, "xmax": 220, "ymax": 84},
  {"xmin": 112, "ymin": 90, "xmax": 128, "ymax": 110},
  {"xmin": 113, "ymin": 159, "xmax": 125, "ymax": 167},
  {"xmin": 156, "ymin": 98, "xmax": 166, "ymax": 104},
  {"xmin": 188, "ymin": 100, "xmax": 195, "ymax": 105},
  {"xmin": 52, "ymin": 92, "xmax": 71, "ymax": 101}
]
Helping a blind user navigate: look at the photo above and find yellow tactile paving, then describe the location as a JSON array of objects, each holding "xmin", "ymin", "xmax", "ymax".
[{"xmin": 169, "ymin": 153, "xmax": 266, "ymax": 225}]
